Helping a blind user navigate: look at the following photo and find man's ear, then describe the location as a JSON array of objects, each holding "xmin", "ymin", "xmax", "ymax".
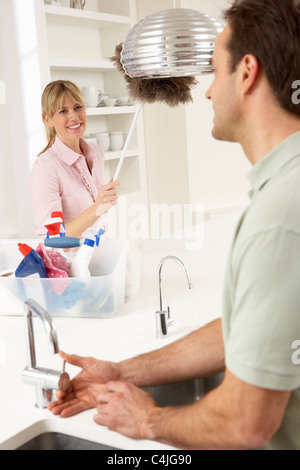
[{"xmin": 239, "ymin": 54, "xmax": 260, "ymax": 94}]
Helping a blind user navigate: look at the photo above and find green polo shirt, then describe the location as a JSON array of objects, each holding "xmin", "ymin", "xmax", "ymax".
[{"xmin": 222, "ymin": 131, "xmax": 300, "ymax": 450}]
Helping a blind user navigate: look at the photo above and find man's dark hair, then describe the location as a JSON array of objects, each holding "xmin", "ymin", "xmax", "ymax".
[{"xmin": 224, "ymin": 0, "xmax": 300, "ymax": 117}]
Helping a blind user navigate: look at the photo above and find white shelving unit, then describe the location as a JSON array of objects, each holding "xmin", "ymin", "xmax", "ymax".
[
  {"xmin": 36, "ymin": 0, "xmax": 149, "ymax": 209},
  {"xmin": 49, "ymin": 58, "xmax": 115, "ymax": 71},
  {"xmin": 44, "ymin": 4, "xmax": 131, "ymax": 27},
  {"xmin": 86, "ymin": 106, "xmax": 137, "ymax": 116}
]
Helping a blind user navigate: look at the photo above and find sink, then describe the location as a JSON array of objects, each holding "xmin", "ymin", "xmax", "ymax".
[
  {"xmin": 16, "ymin": 373, "xmax": 224, "ymax": 450},
  {"xmin": 200, "ymin": 372, "xmax": 225, "ymax": 395},
  {"xmin": 145, "ymin": 380, "xmax": 201, "ymax": 406},
  {"xmin": 145, "ymin": 372, "xmax": 224, "ymax": 407},
  {"xmin": 17, "ymin": 432, "xmax": 118, "ymax": 450}
]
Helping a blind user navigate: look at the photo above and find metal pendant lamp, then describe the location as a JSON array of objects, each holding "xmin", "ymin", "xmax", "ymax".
[
  {"xmin": 120, "ymin": 8, "xmax": 223, "ymax": 79},
  {"xmin": 111, "ymin": 8, "xmax": 223, "ymax": 181}
]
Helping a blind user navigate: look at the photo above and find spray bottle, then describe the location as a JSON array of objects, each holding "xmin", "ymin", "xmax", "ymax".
[
  {"xmin": 51, "ymin": 211, "xmax": 66, "ymax": 237},
  {"xmin": 15, "ymin": 243, "xmax": 48, "ymax": 278},
  {"xmin": 45, "ymin": 215, "xmax": 63, "ymax": 238},
  {"xmin": 69, "ymin": 228, "xmax": 105, "ymax": 278},
  {"xmin": 44, "ymin": 213, "xmax": 67, "ymax": 259}
]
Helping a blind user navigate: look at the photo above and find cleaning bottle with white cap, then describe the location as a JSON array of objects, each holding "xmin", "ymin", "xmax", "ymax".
[{"xmin": 69, "ymin": 228, "xmax": 105, "ymax": 278}]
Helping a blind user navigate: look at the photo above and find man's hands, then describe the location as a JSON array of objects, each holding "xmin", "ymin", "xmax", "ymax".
[
  {"xmin": 94, "ymin": 381, "xmax": 158, "ymax": 440},
  {"xmin": 48, "ymin": 351, "xmax": 121, "ymax": 417},
  {"xmin": 48, "ymin": 350, "xmax": 158, "ymax": 440}
]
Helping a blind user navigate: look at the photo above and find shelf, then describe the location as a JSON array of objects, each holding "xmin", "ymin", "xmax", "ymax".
[
  {"xmin": 104, "ymin": 149, "xmax": 138, "ymax": 161},
  {"xmin": 40, "ymin": 1, "xmax": 148, "ymax": 208},
  {"xmin": 86, "ymin": 106, "xmax": 136, "ymax": 116},
  {"xmin": 45, "ymin": 5, "xmax": 131, "ymax": 28},
  {"xmin": 50, "ymin": 59, "xmax": 115, "ymax": 71}
]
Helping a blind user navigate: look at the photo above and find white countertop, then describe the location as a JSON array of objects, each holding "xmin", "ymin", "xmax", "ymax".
[{"xmin": 0, "ymin": 211, "xmax": 242, "ymax": 450}]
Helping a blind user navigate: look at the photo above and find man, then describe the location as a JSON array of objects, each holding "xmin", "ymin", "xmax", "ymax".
[{"xmin": 49, "ymin": 0, "xmax": 300, "ymax": 449}]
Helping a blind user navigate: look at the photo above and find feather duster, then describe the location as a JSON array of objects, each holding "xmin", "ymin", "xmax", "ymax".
[{"xmin": 110, "ymin": 44, "xmax": 198, "ymax": 107}]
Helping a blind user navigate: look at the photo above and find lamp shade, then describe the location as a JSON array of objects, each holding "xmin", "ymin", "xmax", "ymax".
[{"xmin": 120, "ymin": 8, "xmax": 223, "ymax": 79}]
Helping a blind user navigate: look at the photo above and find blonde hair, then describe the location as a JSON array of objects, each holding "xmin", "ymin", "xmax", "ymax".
[{"xmin": 39, "ymin": 80, "xmax": 86, "ymax": 155}]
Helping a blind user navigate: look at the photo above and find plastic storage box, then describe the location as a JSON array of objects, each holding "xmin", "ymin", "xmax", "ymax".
[{"xmin": 0, "ymin": 239, "xmax": 140, "ymax": 318}]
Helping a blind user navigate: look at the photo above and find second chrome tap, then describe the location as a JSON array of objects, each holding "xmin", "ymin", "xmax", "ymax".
[{"xmin": 155, "ymin": 256, "xmax": 192, "ymax": 339}]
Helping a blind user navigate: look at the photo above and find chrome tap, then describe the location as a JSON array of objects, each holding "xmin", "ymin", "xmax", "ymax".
[
  {"xmin": 156, "ymin": 256, "xmax": 192, "ymax": 339},
  {"xmin": 22, "ymin": 299, "xmax": 69, "ymax": 409}
]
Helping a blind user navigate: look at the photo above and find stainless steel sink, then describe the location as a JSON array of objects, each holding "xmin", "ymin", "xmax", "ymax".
[
  {"xmin": 200, "ymin": 372, "xmax": 225, "ymax": 395},
  {"xmin": 17, "ymin": 432, "xmax": 118, "ymax": 450},
  {"xmin": 145, "ymin": 372, "xmax": 224, "ymax": 407},
  {"xmin": 17, "ymin": 373, "xmax": 224, "ymax": 450}
]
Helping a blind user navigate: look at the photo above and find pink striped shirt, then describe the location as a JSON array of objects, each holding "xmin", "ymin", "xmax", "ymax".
[{"xmin": 30, "ymin": 136, "xmax": 106, "ymax": 236}]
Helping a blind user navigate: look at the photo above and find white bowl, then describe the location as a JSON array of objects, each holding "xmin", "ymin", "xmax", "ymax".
[
  {"xmin": 96, "ymin": 132, "xmax": 110, "ymax": 151},
  {"xmin": 109, "ymin": 131, "xmax": 124, "ymax": 151},
  {"xmin": 104, "ymin": 98, "xmax": 117, "ymax": 107},
  {"xmin": 116, "ymin": 96, "xmax": 130, "ymax": 105}
]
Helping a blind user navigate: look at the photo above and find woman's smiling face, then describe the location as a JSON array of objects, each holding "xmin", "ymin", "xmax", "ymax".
[{"xmin": 44, "ymin": 94, "xmax": 87, "ymax": 150}]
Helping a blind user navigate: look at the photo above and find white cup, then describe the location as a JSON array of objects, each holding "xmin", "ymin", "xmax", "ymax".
[
  {"xmin": 116, "ymin": 96, "xmax": 130, "ymax": 105},
  {"xmin": 104, "ymin": 98, "xmax": 117, "ymax": 107},
  {"xmin": 96, "ymin": 132, "xmax": 110, "ymax": 152},
  {"xmin": 82, "ymin": 87, "xmax": 103, "ymax": 108},
  {"xmin": 84, "ymin": 135, "xmax": 97, "ymax": 144},
  {"xmin": 98, "ymin": 93, "xmax": 109, "ymax": 106},
  {"xmin": 109, "ymin": 131, "xmax": 124, "ymax": 151}
]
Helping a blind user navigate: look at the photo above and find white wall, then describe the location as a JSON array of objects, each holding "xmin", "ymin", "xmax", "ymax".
[
  {"xmin": 185, "ymin": 67, "xmax": 251, "ymax": 214},
  {"xmin": 137, "ymin": 0, "xmax": 251, "ymax": 219},
  {"xmin": 137, "ymin": 0, "xmax": 191, "ymax": 208},
  {"xmin": 181, "ymin": 0, "xmax": 251, "ymax": 215},
  {"xmin": 0, "ymin": 0, "xmax": 46, "ymax": 238},
  {"xmin": 0, "ymin": 38, "xmax": 18, "ymax": 237}
]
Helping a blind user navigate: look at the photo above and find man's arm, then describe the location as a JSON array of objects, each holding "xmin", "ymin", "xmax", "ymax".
[
  {"xmin": 49, "ymin": 318, "xmax": 224, "ymax": 417},
  {"xmin": 95, "ymin": 368, "xmax": 291, "ymax": 450},
  {"xmin": 120, "ymin": 318, "xmax": 225, "ymax": 387}
]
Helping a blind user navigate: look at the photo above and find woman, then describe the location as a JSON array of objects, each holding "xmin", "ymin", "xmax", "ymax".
[{"xmin": 30, "ymin": 80, "xmax": 120, "ymax": 238}]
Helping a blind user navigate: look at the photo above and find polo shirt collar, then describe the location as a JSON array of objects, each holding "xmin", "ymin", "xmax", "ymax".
[
  {"xmin": 247, "ymin": 131, "xmax": 300, "ymax": 195},
  {"xmin": 52, "ymin": 135, "xmax": 84, "ymax": 165}
]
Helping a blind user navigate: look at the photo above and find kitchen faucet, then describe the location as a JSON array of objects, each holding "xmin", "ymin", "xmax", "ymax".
[
  {"xmin": 22, "ymin": 299, "xmax": 69, "ymax": 409},
  {"xmin": 156, "ymin": 256, "xmax": 192, "ymax": 339}
]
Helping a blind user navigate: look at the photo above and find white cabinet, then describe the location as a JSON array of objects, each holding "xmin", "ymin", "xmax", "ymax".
[{"xmin": 37, "ymin": 0, "xmax": 148, "ymax": 208}]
